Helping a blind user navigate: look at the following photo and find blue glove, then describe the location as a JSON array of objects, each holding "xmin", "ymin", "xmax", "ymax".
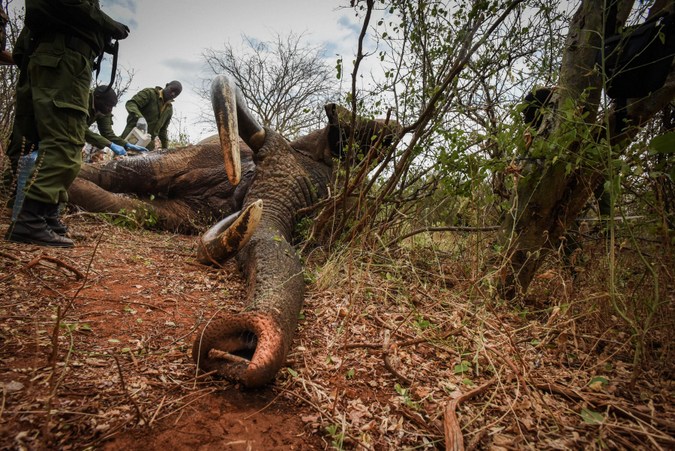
[
  {"xmin": 109, "ymin": 143, "xmax": 127, "ymax": 156},
  {"xmin": 125, "ymin": 142, "xmax": 148, "ymax": 152}
]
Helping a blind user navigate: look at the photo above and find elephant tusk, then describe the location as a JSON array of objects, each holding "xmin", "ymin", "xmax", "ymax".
[
  {"xmin": 211, "ymin": 75, "xmax": 242, "ymax": 186},
  {"xmin": 197, "ymin": 199, "xmax": 263, "ymax": 265}
]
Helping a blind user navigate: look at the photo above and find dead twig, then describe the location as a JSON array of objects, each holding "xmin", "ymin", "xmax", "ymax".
[
  {"xmin": 153, "ymin": 388, "xmax": 218, "ymax": 424},
  {"xmin": 382, "ymin": 330, "xmax": 412, "ymax": 386},
  {"xmin": 113, "ymin": 355, "xmax": 148, "ymax": 425},
  {"xmin": 533, "ymin": 381, "xmax": 675, "ymax": 435},
  {"xmin": 25, "ymin": 254, "xmax": 85, "ymax": 280},
  {"xmin": 485, "ymin": 345, "xmax": 530, "ymax": 395},
  {"xmin": 62, "ymin": 233, "xmax": 103, "ymax": 316},
  {"xmin": 444, "ymin": 378, "xmax": 496, "ymax": 451},
  {"xmin": 383, "ymin": 352, "xmax": 412, "ymax": 386},
  {"xmin": 148, "ymin": 395, "xmax": 166, "ymax": 426},
  {"xmin": 345, "ymin": 326, "xmax": 463, "ymax": 351},
  {"xmin": 208, "ymin": 348, "xmax": 251, "ymax": 365}
]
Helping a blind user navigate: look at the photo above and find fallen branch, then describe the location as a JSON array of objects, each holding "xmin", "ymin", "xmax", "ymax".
[
  {"xmin": 533, "ymin": 381, "xmax": 675, "ymax": 435},
  {"xmin": 382, "ymin": 330, "xmax": 412, "ymax": 386},
  {"xmin": 444, "ymin": 378, "xmax": 496, "ymax": 451},
  {"xmin": 25, "ymin": 254, "xmax": 85, "ymax": 280},
  {"xmin": 383, "ymin": 352, "xmax": 412, "ymax": 386}
]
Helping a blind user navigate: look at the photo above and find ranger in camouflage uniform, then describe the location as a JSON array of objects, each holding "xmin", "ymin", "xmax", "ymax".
[
  {"xmin": 5, "ymin": 0, "xmax": 130, "ymax": 247},
  {"xmin": 122, "ymin": 81, "xmax": 182, "ymax": 150}
]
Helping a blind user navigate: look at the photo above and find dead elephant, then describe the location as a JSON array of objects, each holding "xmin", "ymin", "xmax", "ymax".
[{"xmin": 69, "ymin": 74, "xmax": 399, "ymax": 387}]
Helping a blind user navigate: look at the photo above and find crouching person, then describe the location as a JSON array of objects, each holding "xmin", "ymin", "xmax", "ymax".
[{"xmin": 85, "ymin": 85, "xmax": 148, "ymax": 159}]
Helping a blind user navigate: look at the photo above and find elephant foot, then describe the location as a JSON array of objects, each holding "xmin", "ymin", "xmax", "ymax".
[
  {"xmin": 197, "ymin": 199, "xmax": 263, "ymax": 265},
  {"xmin": 192, "ymin": 312, "xmax": 286, "ymax": 388}
]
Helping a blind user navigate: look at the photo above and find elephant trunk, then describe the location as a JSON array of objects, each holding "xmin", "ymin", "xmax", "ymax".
[
  {"xmin": 193, "ymin": 140, "xmax": 328, "ymax": 387},
  {"xmin": 192, "ymin": 149, "xmax": 311, "ymax": 386},
  {"xmin": 193, "ymin": 222, "xmax": 304, "ymax": 388},
  {"xmin": 192, "ymin": 76, "xmax": 331, "ymax": 388}
]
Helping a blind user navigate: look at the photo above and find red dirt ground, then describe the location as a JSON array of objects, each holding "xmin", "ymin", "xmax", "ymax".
[
  {"xmin": 0, "ymin": 210, "xmax": 323, "ymax": 450},
  {"xmin": 1, "ymin": 206, "xmax": 674, "ymax": 450}
]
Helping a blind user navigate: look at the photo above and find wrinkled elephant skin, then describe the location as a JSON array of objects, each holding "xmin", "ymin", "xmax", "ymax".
[
  {"xmin": 69, "ymin": 144, "xmax": 255, "ymax": 233},
  {"xmin": 67, "ymin": 74, "xmax": 399, "ymax": 388}
]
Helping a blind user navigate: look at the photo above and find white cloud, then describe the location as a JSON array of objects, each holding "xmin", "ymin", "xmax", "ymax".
[{"xmin": 9, "ymin": 0, "xmax": 365, "ymax": 143}]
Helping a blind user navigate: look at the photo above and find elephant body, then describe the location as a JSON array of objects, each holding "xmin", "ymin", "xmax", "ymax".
[
  {"xmin": 70, "ymin": 143, "xmax": 255, "ymax": 232},
  {"xmin": 70, "ymin": 75, "xmax": 399, "ymax": 387}
]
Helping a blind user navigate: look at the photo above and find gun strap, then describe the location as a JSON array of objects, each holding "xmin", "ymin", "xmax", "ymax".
[
  {"xmin": 95, "ymin": 40, "xmax": 119, "ymax": 93},
  {"xmin": 106, "ymin": 40, "xmax": 119, "ymax": 91}
]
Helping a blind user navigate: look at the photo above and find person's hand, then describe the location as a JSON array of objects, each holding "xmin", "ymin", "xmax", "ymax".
[
  {"xmin": 109, "ymin": 143, "xmax": 127, "ymax": 156},
  {"xmin": 125, "ymin": 143, "xmax": 148, "ymax": 152},
  {"xmin": 110, "ymin": 21, "xmax": 130, "ymax": 40},
  {"xmin": 136, "ymin": 117, "xmax": 147, "ymax": 132}
]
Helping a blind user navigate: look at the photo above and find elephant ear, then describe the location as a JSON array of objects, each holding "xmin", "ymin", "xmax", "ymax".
[
  {"xmin": 324, "ymin": 103, "xmax": 401, "ymax": 163},
  {"xmin": 325, "ymin": 103, "xmax": 348, "ymax": 159}
]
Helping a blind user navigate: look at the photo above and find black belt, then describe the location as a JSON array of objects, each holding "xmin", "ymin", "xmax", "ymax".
[{"xmin": 38, "ymin": 33, "xmax": 97, "ymax": 60}]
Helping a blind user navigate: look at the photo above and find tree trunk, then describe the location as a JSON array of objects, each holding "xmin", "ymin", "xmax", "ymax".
[{"xmin": 497, "ymin": 0, "xmax": 675, "ymax": 298}]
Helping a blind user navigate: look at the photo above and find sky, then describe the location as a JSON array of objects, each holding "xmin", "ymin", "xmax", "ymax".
[{"xmin": 8, "ymin": 0, "xmax": 368, "ymax": 143}]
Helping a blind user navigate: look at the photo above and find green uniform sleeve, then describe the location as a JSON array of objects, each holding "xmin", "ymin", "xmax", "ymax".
[
  {"xmin": 96, "ymin": 114, "xmax": 126, "ymax": 146},
  {"xmin": 158, "ymin": 108, "xmax": 172, "ymax": 148},
  {"xmin": 125, "ymin": 88, "xmax": 152, "ymax": 120},
  {"xmin": 84, "ymin": 127, "xmax": 111, "ymax": 149}
]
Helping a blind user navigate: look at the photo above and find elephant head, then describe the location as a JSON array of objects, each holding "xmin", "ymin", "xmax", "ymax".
[
  {"xmin": 192, "ymin": 74, "xmax": 399, "ymax": 387},
  {"xmin": 66, "ymin": 74, "xmax": 399, "ymax": 388}
]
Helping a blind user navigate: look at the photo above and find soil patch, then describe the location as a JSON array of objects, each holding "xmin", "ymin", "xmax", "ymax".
[
  {"xmin": 1, "ymin": 211, "xmax": 322, "ymax": 450},
  {"xmin": 1, "ymin": 208, "xmax": 674, "ymax": 450}
]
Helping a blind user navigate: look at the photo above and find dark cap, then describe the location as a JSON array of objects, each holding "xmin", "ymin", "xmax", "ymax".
[{"xmin": 93, "ymin": 85, "xmax": 118, "ymax": 114}]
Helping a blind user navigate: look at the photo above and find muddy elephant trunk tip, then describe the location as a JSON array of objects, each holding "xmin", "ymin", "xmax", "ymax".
[{"xmin": 192, "ymin": 312, "xmax": 287, "ymax": 388}]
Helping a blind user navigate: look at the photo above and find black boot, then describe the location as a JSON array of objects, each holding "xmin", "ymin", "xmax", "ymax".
[
  {"xmin": 5, "ymin": 199, "xmax": 74, "ymax": 248},
  {"xmin": 44, "ymin": 203, "xmax": 69, "ymax": 236}
]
